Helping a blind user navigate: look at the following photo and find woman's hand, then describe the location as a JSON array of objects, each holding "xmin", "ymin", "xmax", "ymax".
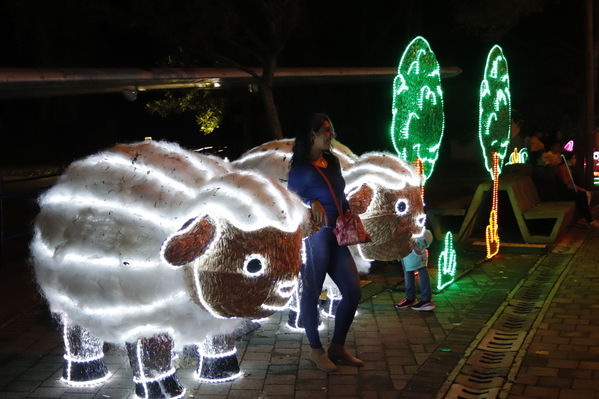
[{"xmin": 310, "ymin": 200, "xmax": 329, "ymax": 226}]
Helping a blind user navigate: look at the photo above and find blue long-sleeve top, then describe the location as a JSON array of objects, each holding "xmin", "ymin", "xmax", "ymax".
[{"xmin": 288, "ymin": 152, "xmax": 349, "ymax": 228}]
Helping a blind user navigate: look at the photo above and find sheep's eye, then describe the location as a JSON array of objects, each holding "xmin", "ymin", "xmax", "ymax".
[
  {"xmin": 396, "ymin": 199, "xmax": 409, "ymax": 215},
  {"xmin": 242, "ymin": 254, "xmax": 267, "ymax": 277}
]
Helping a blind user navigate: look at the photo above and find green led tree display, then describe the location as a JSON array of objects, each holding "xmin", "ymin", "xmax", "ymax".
[
  {"xmin": 478, "ymin": 45, "xmax": 511, "ymax": 259},
  {"xmin": 390, "ymin": 36, "xmax": 445, "ymax": 184},
  {"xmin": 478, "ymin": 45, "xmax": 511, "ymax": 177}
]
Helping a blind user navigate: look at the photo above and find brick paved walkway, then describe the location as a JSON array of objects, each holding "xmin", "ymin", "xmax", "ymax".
[
  {"xmin": 0, "ymin": 225, "xmax": 597, "ymax": 398},
  {"xmin": 507, "ymin": 225, "xmax": 599, "ymax": 399}
]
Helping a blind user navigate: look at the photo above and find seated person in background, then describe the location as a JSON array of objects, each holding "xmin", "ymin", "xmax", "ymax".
[
  {"xmin": 506, "ymin": 111, "xmax": 525, "ymax": 155},
  {"xmin": 557, "ymin": 152, "xmax": 599, "ymax": 228},
  {"xmin": 527, "ymin": 129, "xmax": 545, "ymax": 165},
  {"xmin": 540, "ymin": 141, "xmax": 563, "ymax": 167}
]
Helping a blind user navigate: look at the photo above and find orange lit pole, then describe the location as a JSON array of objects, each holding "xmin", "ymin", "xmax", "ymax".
[
  {"xmin": 485, "ymin": 152, "xmax": 500, "ymax": 259},
  {"xmin": 478, "ymin": 45, "xmax": 510, "ymax": 261},
  {"xmin": 414, "ymin": 158, "xmax": 425, "ymax": 202}
]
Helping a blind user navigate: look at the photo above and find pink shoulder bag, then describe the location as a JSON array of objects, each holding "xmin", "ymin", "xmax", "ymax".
[{"xmin": 312, "ymin": 165, "xmax": 372, "ymax": 246}]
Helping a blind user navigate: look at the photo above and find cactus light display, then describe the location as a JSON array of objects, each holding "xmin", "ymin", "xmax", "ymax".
[
  {"xmin": 437, "ymin": 232, "xmax": 457, "ymax": 291},
  {"xmin": 31, "ymin": 141, "xmax": 308, "ymax": 397},
  {"xmin": 390, "ymin": 36, "xmax": 445, "ymax": 187},
  {"xmin": 478, "ymin": 45, "xmax": 511, "ymax": 259}
]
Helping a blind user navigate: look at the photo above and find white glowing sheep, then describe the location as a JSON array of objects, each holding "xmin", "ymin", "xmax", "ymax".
[
  {"xmin": 234, "ymin": 140, "xmax": 425, "ymax": 322},
  {"xmin": 234, "ymin": 140, "xmax": 425, "ymax": 262},
  {"xmin": 31, "ymin": 141, "xmax": 308, "ymax": 398}
]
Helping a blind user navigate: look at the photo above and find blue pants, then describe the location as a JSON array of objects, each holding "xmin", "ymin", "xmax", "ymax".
[
  {"xmin": 403, "ymin": 264, "xmax": 432, "ymax": 302},
  {"xmin": 300, "ymin": 228, "xmax": 361, "ymax": 349}
]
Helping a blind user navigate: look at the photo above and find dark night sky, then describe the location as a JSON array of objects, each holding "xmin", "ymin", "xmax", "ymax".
[{"xmin": 0, "ymin": 0, "xmax": 591, "ymax": 169}]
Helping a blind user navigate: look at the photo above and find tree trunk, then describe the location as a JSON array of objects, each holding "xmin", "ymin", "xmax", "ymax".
[{"xmin": 259, "ymin": 55, "xmax": 284, "ymax": 140}]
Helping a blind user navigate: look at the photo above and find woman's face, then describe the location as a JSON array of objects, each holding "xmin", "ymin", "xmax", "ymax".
[
  {"xmin": 569, "ymin": 155, "xmax": 577, "ymax": 166},
  {"xmin": 311, "ymin": 120, "xmax": 335, "ymax": 152}
]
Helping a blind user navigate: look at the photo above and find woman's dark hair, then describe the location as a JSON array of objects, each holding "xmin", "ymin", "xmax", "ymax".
[{"xmin": 291, "ymin": 113, "xmax": 337, "ymax": 167}]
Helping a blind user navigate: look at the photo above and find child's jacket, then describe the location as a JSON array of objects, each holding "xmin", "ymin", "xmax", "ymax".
[{"xmin": 401, "ymin": 230, "xmax": 433, "ymax": 272}]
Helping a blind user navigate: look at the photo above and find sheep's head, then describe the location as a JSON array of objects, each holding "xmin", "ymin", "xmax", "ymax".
[
  {"xmin": 161, "ymin": 171, "xmax": 306, "ymax": 319},
  {"xmin": 344, "ymin": 153, "xmax": 425, "ymax": 261}
]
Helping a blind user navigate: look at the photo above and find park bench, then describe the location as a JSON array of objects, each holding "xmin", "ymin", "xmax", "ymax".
[
  {"xmin": 456, "ymin": 174, "xmax": 575, "ymax": 244},
  {"xmin": 426, "ymin": 194, "xmax": 472, "ymax": 241}
]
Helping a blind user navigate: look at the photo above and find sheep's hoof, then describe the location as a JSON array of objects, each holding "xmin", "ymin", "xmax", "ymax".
[
  {"xmin": 133, "ymin": 374, "xmax": 185, "ymax": 399},
  {"xmin": 321, "ymin": 296, "xmax": 341, "ymax": 319},
  {"xmin": 61, "ymin": 357, "xmax": 110, "ymax": 386},
  {"xmin": 196, "ymin": 353, "xmax": 241, "ymax": 382}
]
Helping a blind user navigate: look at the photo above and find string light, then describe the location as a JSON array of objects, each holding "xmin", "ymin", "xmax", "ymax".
[
  {"xmin": 478, "ymin": 45, "xmax": 510, "ymax": 260},
  {"xmin": 390, "ymin": 36, "xmax": 445, "ymax": 184},
  {"xmin": 564, "ymin": 140, "xmax": 574, "ymax": 152},
  {"xmin": 506, "ymin": 148, "xmax": 528, "ymax": 165},
  {"xmin": 61, "ymin": 318, "xmax": 110, "ymax": 387},
  {"xmin": 485, "ymin": 153, "xmax": 501, "ymax": 259},
  {"xmin": 32, "ymin": 141, "xmax": 307, "ymax": 394},
  {"xmin": 478, "ymin": 45, "xmax": 511, "ymax": 178},
  {"xmin": 437, "ymin": 232, "xmax": 457, "ymax": 291},
  {"xmin": 196, "ymin": 337, "xmax": 243, "ymax": 383}
]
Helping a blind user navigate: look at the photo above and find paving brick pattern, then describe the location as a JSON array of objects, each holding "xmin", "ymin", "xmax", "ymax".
[{"xmin": 508, "ymin": 226, "xmax": 599, "ymax": 399}]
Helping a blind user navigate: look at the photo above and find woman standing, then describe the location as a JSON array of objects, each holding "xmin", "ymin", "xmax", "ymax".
[{"xmin": 288, "ymin": 113, "xmax": 363, "ymax": 372}]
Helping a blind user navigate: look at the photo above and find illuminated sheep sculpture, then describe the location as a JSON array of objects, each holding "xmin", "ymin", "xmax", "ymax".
[
  {"xmin": 30, "ymin": 141, "xmax": 307, "ymax": 398},
  {"xmin": 234, "ymin": 140, "xmax": 425, "ymax": 322}
]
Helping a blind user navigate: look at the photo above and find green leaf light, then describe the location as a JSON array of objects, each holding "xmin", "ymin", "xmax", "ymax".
[
  {"xmin": 478, "ymin": 45, "xmax": 511, "ymax": 178},
  {"xmin": 437, "ymin": 232, "xmax": 457, "ymax": 291},
  {"xmin": 390, "ymin": 36, "xmax": 445, "ymax": 184}
]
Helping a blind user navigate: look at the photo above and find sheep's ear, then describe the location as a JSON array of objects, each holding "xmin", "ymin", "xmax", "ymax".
[
  {"xmin": 162, "ymin": 216, "xmax": 217, "ymax": 266},
  {"xmin": 347, "ymin": 184, "xmax": 374, "ymax": 215}
]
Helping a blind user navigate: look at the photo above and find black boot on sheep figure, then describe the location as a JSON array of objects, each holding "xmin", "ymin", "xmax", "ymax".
[
  {"xmin": 125, "ymin": 334, "xmax": 185, "ymax": 399},
  {"xmin": 61, "ymin": 318, "xmax": 110, "ymax": 386},
  {"xmin": 196, "ymin": 334, "xmax": 241, "ymax": 383}
]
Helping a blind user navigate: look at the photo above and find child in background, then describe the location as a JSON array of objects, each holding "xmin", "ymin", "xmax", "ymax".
[{"xmin": 394, "ymin": 229, "xmax": 435, "ymax": 311}]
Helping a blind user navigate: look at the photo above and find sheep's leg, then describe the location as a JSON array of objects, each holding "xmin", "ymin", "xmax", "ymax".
[
  {"xmin": 196, "ymin": 334, "xmax": 241, "ymax": 382},
  {"xmin": 61, "ymin": 317, "xmax": 110, "ymax": 386},
  {"xmin": 126, "ymin": 334, "xmax": 185, "ymax": 399},
  {"xmin": 286, "ymin": 278, "xmax": 303, "ymax": 329},
  {"xmin": 287, "ymin": 278, "xmax": 324, "ymax": 330},
  {"xmin": 322, "ymin": 282, "xmax": 342, "ymax": 319}
]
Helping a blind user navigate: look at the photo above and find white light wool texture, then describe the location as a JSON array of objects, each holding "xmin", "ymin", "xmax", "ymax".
[
  {"xmin": 233, "ymin": 139, "xmax": 358, "ymax": 184},
  {"xmin": 343, "ymin": 152, "xmax": 424, "ymax": 261},
  {"xmin": 234, "ymin": 141, "xmax": 423, "ymax": 271},
  {"xmin": 31, "ymin": 141, "xmax": 306, "ymax": 349}
]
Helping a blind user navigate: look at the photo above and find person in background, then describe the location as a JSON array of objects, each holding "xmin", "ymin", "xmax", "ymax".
[
  {"xmin": 527, "ymin": 129, "xmax": 546, "ymax": 165},
  {"xmin": 556, "ymin": 152, "xmax": 599, "ymax": 228},
  {"xmin": 506, "ymin": 110, "xmax": 526, "ymax": 156},
  {"xmin": 287, "ymin": 113, "xmax": 364, "ymax": 372},
  {"xmin": 540, "ymin": 141, "xmax": 563, "ymax": 167},
  {"xmin": 394, "ymin": 229, "xmax": 435, "ymax": 311}
]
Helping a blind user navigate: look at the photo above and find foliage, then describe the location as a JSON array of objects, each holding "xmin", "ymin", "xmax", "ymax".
[
  {"xmin": 450, "ymin": 0, "xmax": 544, "ymax": 40},
  {"xmin": 146, "ymin": 90, "xmax": 224, "ymax": 135}
]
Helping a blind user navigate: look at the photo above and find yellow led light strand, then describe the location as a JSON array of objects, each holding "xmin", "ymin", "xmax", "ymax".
[
  {"xmin": 506, "ymin": 147, "xmax": 528, "ymax": 165},
  {"xmin": 485, "ymin": 152, "xmax": 500, "ymax": 259},
  {"xmin": 509, "ymin": 148, "xmax": 519, "ymax": 164}
]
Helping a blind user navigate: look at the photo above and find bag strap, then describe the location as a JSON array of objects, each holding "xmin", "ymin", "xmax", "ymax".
[{"xmin": 312, "ymin": 164, "xmax": 342, "ymax": 217}]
